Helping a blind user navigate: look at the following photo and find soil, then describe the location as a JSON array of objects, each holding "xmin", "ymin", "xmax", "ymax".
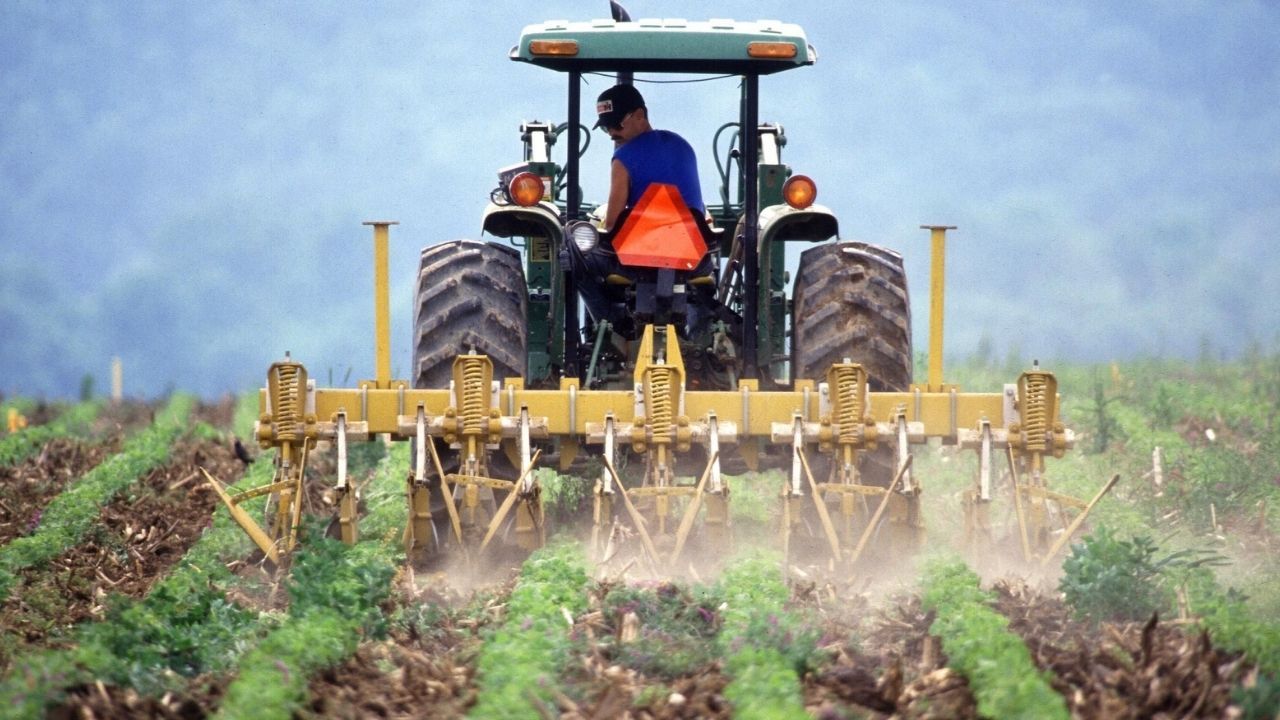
[
  {"xmin": 992, "ymin": 578, "xmax": 1248, "ymax": 719},
  {"xmin": 302, "ymin": 625, "xmax": 480, "ymax": 719},
  {"xmin": 804, "ymin": 590, "xmax": 979, "ymax": 720},
  {"xmin": 0, "ymin": 399, "xmax": 161, "ymax": 547},
  {"xmin": 54, "ymin": 679, "xmax": 225, "ymax": 720}
]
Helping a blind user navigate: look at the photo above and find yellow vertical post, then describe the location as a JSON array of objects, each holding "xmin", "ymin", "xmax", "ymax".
[
  {"xmin": 363, "ymin": 221, "xmax": 398, "ymax": 389},
  {"xmin": 920, "ymin": 225, "xmax": 956, "ymax": 392}
]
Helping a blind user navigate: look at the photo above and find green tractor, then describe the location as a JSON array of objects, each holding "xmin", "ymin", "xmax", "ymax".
[
  {"xmin": 224, "ymin": 5, "xmax": 1087, "ymax": 572},
  {"xmin": 414, "ymin": 11, "xmax": 910, "ymax": 434},
  {"xmin": 417, "ymin": 11, "xmax": 913, "ymax": 395},
  {"xmin": 408, "ymin": 6, "xmax": 916, "ymax": 560}
]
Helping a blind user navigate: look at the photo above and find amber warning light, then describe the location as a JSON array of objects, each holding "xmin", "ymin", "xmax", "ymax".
[
  {"xmin": 508, "ymin": 172, "xmax": 545, "ymax": 207},
  {"xmin": 783, "ymin": 175, "xmax": 817, "ymax": 209},
  {"xmin": 747, "ymin": 41, "xmax": 798, "ymax": 59},
  {"xmin": 530, "ymin": 39, "xmax": 580, "ymax": 56}
]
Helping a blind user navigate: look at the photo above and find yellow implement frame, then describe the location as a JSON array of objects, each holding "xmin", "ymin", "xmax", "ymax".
[{"xmin": 210, "ymin": 223, "xmax": 1111, "ymax": 568}]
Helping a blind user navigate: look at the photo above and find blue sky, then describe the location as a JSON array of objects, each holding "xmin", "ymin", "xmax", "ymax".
[{"xmin": 2, "ymin": 1, "xmax": 1278, "ymax": 398}]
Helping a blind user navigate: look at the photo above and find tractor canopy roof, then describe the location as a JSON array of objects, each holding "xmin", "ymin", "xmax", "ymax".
[{"xmin": 511, "ymin": 18, "xmax": 815, "ymax": 75}]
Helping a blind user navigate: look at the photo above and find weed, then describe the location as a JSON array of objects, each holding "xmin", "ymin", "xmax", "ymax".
[
  {"xmin": 1060, "ymin": 526, "xmax": 1227, "ymax": 624},
  {"xmin": 538, "ymin": 468, "xmax": 594, "ymax": 523},
  {"xmin": 601, "ymin": 581, "xmax": 723, "ymax": 679}
]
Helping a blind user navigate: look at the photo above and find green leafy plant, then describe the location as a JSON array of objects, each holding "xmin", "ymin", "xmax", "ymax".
[
  {"xmin": 715, "ymin": 552, "xmax": 813, "ymax": 720},
  {"xmin": 216, "ymin": 608, "xmax": 361, "ymax": 719},
  {"xmin": 1191, "ymin": 585, "xmax": 1280, "ymax": 678},
  {"xmin": 1233, "ymin": 672, "xmax": 1280, "ymax": 720},
  {"xmin": 601, "ymin": 581, "xmax": 724, "ymax": 679},
  {"xmin": 538, "ymin": 468, "xmax": 594, "ymax": 523},
  {"xmin": 79, "ymin": 580, "xmax": 263, "ymax": 695},
  {"xmin": 1060, "ymin": 526, "xmax": 1227, "ymax": 623}
]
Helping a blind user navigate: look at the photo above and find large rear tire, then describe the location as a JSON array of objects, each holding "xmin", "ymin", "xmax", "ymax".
[
  {"xmin": 412, "ymin": 240, "xmax": 527, "ymax": 389},
  {"xmin": 792, "ymin": 241, "xmax": 912, "ymax": 391}
]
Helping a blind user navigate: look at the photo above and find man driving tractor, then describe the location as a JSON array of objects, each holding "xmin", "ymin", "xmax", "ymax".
[
  {"xmin": 569, "ymin": 83, "xmax": 715, "ymax": 336},
  {"xmin": 595, "ymin": 84, "xmax": 704, "ymax": 231}
]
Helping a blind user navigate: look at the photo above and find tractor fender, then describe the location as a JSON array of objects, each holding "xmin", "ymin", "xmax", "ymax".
[
  {"xmin": 482, "ymin": 201, "xmax": 564, "ymax": 243},
  {"xmin": 758, "ymin": 202, "xmax": 839, "ymax": 243}
]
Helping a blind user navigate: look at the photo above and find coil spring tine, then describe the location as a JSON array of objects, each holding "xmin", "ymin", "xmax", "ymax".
[
  {"xmin": 648, "ymin": 366, "xmax": 673, "ymax": 443},
  {"xmin": 833, "ymin": 365, "xmax": 863, "ymax": 445},
  {"xmin": 460, "ymin": 357, "xmax": 486, "ymax": 434},
  {"xmin": 275, "ymin": 364, "xmax": 300, "ymax": 442},
  {"xmin": 1022, "ymin": 374, "xmax": 1048, "ymax": 453}
]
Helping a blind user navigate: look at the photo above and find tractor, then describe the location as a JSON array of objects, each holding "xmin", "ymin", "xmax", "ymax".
[{"xmin": 209, "ymin": 5, "xmax": 1111, "ymax": 574}]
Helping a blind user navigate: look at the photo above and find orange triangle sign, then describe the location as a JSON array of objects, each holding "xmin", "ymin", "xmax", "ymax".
[{"xmin": 612, "ymin": 183, "xmax": 707, "ymax": 270}]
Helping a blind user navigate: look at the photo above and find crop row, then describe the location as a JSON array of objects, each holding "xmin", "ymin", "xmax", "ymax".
[
  {"xmin": 921, "ymin": 559, "xmax": 1069, "ymax": 720},
  {"xmin": 2, "ymin": 400, "xmax": 422, "ymax": 720},
  {"xmin": 469, "ymin": 540, "xmax": 590, "ymax": 718},
  {"xmin": 0, "ymin": 401, "xmax": 100, "ymax": 467},
  {"xmin": 0, "ymin": 395, "xmax": 261, "ymax": 718},
  {"xmin": 213, "ymin": 441, "xmax": 407, "ymax": 720},
  {"xmin": 0, "ymin": 395, "xmax": 194, "ymax": 603},
  {"xmin": 467, "ymin": 543, "xmax": 824, "ymax": 718},
  {"xmin": 717, "ymin": 553, "xmax": 814, "ymax": 720}
]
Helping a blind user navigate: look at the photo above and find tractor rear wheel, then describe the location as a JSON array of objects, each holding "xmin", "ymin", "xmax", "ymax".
[
  {"xmin": 792, "ymin": 241, "xmax": 912, "ymax": 391},
  {"xmin": 412, "ymin": 240, "xmax": 527, "ymax": 388}
]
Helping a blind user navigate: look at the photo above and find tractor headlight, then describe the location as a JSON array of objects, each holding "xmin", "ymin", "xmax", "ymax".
[{"xmin": 567, "ymin": 221, "xmax": 599, "ymax": 253}]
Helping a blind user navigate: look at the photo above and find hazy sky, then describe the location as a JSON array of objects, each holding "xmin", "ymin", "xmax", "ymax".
[{"xmin": 2, "ymin": 1, "xmax": 1278, "ymax": 398}]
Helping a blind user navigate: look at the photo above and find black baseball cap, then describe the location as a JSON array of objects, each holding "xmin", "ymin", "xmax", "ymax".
[{"xmin": 594, "ymin": 84, "xmax": 645, "ymax": 129}]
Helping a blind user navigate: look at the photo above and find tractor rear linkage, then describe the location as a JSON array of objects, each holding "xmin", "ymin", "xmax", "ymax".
[{"xmin": 207, "ymin": 225, "xmax": 1111, "ymax": 572}]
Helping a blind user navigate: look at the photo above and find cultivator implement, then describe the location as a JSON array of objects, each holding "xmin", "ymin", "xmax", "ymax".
[
  {"xmin": 208, "ymin": 227, "xmax": 1107, "ymax": 571},
  {"xmin": 219, "ymin": 328, "xmax": 1090, "ymax": 570}
]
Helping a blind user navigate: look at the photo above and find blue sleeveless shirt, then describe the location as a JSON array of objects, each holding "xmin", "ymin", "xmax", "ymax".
[{"xmin": 613, "ymin": 129, "xmax": 704, "ymax": 213}]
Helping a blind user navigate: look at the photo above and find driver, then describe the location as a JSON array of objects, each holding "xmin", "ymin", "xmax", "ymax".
[
  {"xmin": 567, "ymin": 84, "xmax": 712, "ymax": 335},
  {"xmin": 594, "ymin": 84, "xmax": 705, "ymax": 231}
]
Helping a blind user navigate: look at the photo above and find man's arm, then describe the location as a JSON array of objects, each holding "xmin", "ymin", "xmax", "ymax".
[{"xmin": 603, "ymin": 158, "xmax": 630, "ymax": 231}]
